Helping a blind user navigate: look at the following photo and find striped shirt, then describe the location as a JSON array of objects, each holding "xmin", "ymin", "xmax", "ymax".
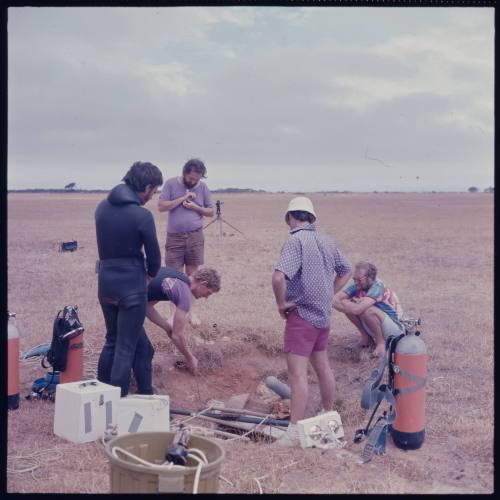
[
  {"xmin": 275, "ymin": 223, "xmax": 352, "ymax": 329},
  {"xmin": 344, "ymin": 279, "xmax": 403, "ymax": 326}
]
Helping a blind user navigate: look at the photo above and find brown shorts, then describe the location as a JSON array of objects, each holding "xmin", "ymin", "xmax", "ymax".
[{"xmin": 165, "ymin": 227, "xmax": 205, "ymax": 269}]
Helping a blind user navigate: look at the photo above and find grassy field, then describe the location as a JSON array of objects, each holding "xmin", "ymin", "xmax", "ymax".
[{"xmin": 6, "ymin": 191, "xmax": 493, "ymax": 493}]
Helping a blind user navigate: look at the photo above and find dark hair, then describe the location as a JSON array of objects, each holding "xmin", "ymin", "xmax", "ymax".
[
  {"xmin": 182, "ymin": 158, "xmax": 207, "ymax": 178},
  {"xmin": 355, "ymin": 261, "xmax": 378, "ymax": 281},
  {"xmin": 122, "ymin": 161, "xmax": 163, "ymax": 192},
  {"xmin": 287, "ymin": 210, "xmax": 316, "ymax": 224}
]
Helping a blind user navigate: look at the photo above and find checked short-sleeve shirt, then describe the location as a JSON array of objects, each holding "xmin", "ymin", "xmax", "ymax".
[{"xmin": 275, "ymin": 223, "xmax": 352, "ymax": 329}]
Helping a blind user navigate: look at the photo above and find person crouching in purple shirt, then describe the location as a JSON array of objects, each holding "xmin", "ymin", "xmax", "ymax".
[{"xmin": 272, "ymin": 196, "xmax": 352, "ymax": 446}]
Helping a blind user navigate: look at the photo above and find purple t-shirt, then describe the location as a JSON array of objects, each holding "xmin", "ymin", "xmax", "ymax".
[
  {"xmin": 160, "ymin": 177, "xmax": 213, "ymax": 234},
  {"xmin": 160, "ymin": 277, "xmax": 193, "ymax": 312}
]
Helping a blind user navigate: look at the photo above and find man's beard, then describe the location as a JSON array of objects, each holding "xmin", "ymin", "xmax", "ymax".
[{"xmin": 183, "ymin": 177, "xmax": 197, "ymax": 189}]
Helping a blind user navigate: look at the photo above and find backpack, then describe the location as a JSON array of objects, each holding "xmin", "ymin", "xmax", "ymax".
[{"xmin": 42, "ymin": 305, "xmax": 84, "ymax": 372}]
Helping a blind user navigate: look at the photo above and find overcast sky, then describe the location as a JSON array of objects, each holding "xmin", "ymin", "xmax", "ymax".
[{"xmin": 8, "ymin": 6, "xmax": 494, "ymax": 192}]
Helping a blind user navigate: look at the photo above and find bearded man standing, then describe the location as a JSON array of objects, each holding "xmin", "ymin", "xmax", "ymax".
[{"xmin": 158, "ymin": 159, "xmax": 214, "ymax": 326}]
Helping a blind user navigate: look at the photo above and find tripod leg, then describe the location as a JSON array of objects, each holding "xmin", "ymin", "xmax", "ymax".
[
  {"xmin": 220, "ymin": 218, "xmax": 244, "ymax": 234},
  {"xmin": 204, "ymin": 218, "xmax": 217, "ymax": 229}
]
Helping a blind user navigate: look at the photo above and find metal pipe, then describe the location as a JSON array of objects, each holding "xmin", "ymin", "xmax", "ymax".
[
  {"xmin": 170, "ymin": 406, "xmax": 290, "ymax": 427},
  {"xmin": 218, "ymin": 406, "xmax": 269, "ymax": 418},
  {"xmin": 265, "ymin": 376, "xmax": 291, "ymax": 399}
]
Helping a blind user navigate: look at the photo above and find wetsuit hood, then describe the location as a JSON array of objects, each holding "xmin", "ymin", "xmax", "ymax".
[{"xmin": 108, "ymin": 183, "xmax": 143, "ymax": 206}]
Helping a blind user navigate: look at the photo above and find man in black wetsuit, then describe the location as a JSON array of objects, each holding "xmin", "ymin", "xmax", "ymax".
[{"xmin": 95, "ymin": 161, "xmax": 163, "ymax": 397}]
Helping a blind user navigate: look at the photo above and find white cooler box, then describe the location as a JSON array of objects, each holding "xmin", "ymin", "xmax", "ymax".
[
  {"xmin": 115, "ymin": 394, "xmax": 170, "ymax": 436},
  {"xmin": 54, "ymin": 379, "xmax": 121, "ymax": 443}
]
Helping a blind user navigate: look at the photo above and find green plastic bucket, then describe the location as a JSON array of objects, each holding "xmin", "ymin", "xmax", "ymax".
[{"xmin": 105, "ymin": 431, "xmax": 225, "ymax": 493}]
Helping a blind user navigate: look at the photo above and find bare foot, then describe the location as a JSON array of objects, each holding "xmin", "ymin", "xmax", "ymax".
[
  {"xmin": 372, "ymin": 344, "xmax": 386, "ymax": 358},
  {"xmin": 358, "ymin": 332, "xmax": 372, "ymax": 348}
]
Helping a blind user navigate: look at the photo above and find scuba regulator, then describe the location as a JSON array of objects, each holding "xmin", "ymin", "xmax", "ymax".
[{"xmin": 165, "ymin": 425, "xmax": 191, "ymax": 466}]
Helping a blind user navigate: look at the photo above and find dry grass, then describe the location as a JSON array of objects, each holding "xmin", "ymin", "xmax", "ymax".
[{"xmin": 7, "ymin": 192, "xmax": 493, "ymax": 493}]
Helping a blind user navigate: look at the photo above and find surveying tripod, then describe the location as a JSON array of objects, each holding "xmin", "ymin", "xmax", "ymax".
[{"xmin": 204, "ymin": 200, "xmax": 243, "ymax": 237}]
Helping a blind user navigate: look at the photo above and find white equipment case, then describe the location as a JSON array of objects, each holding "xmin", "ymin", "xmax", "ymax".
[
  {"xmin": 53, "ymin": 379, "xmax": 121, "ymax": 443},
  {"xmin": 297, "ymin": 411, "xmax": 345, "ymax": 449},
  {"xmin": 115, "ymin": 394, "xmax": 170, "ymax": 436}
]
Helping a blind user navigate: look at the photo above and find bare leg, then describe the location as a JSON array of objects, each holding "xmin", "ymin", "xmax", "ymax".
[
  {"xmin": 286, "ymin": 352, "xmax": 310, "ymax": 423},
  {"xmin": 360, "ymin": 307, "xmax": 386, "ymax": 356},
  {"xmin": 344, "ymin": 312, "xmax": 372, "ymax": 346},
  {"xmin": 185, "ymin": 264, "xmax": 200, "ymax": 326},
  {"xmin": 309, "ymin": 350, "xmax": 335, "ymax": 412}
]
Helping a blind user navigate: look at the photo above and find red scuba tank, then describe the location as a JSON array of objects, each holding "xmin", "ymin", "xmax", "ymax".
[
  {"xmin": 60, "ymin": 332, "xmax": 84, "ymax": 384},
  {"xmin": 8, "ymin": 312, "xmax": 20, "ymax": 410},
  {"xmin": 391, "ymin": 323, "xmax": 427, "ymax": 450}
]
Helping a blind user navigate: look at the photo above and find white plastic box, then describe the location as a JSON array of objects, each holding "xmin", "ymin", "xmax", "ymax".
[
  {"xmin": 115, "ymin": 394, "xmax": 170, "ymax": 436},
  {"xmin": 53, "ymin": 379, "xmax": 121, "ymax": 443},
  {"xmin": 297, "ymin": 411, "xmax": 344, "ymax": 449}
]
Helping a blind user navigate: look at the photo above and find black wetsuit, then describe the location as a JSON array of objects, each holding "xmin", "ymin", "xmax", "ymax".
[{"xmin": 95, "ymin": 183, "xmax": 161, "ymax": 397}]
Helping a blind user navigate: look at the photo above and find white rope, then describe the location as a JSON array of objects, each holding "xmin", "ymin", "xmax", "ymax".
[
  {"xmin": 7, "ymin": 448, "xmax": 66, "ymax": 478},
  {"xmin": 111, "ymin": 445, "xmax": 208, "ymax": 494},
  {"xmin": 171, "ymin": 423, "xmax": 251, "ymax": 442},
  {"xmin": 112, "ymin": 446, "xmax": 177, "ymax": 470},
  {"xmin": 187, "ymin": 453, "xmax": 205, "ymax": 494},
  {"xmin": 253, "ymin": 477, "xmax": 263, "ymax": 494},
  {"xmin": 218, "ymin": 475, "xmax": 234, "ymax": 487},
  {"xmin": 8, "ymin": 448, "xmax": 65, "ymax": 473},
  {"xmin": 221, "ymin": 414, "xmax": 274, "ymax": 442},
  {"xmin": 170, "ymin": 405, "xmax": 215, "ymax": 426},
  {"xmin": 186, "ymin": 447, "xmax": 208, "ymax": 464}
]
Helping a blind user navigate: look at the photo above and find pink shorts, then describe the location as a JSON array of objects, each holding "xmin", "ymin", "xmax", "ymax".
[{"xmin": 284, "ymin": 310, "xmax": 330, "ymax": 357}]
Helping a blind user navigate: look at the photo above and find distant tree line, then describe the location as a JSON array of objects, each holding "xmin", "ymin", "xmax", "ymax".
[
  {"xmin": 211, "ymin": 187, "xmax": 267, "ymax": 193},
  {"xmin": 8, "ymin": 188, "xmax": 108, "ymax": 193},
  {"xmin": 468, "ymin": 186, "xmax": 494, "ymax": 193}
]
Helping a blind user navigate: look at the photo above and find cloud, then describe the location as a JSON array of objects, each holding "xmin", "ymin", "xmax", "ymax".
[{"xmin": 7, "ymin": 6, "xmax": 494, "ymax": 191}]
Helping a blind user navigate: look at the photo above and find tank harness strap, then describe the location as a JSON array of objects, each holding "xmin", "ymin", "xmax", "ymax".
[
  {"xmin": 355, "ymin": 335, "xmax": 402, "ymax": 460},
  {"xmin": 372, "ymin": 384, "xmax": 397, "ymax": 424},
  {"xmin": 357, "ymin": 415, "xmax": 390, "ymax": 464},
  {"xmin": 392, "ymin": 365, "xmax": 426, "ymax": 396},
  {"xmin": 356, "ymin": 385, "xmax": 397, "ymax": 464},
  {"xmin": 361, "ymin": 356, "xmax": 388, "ymax": 410},
  {"xmin": 387, "ymin": 333, "xmax": 405, "ymax": 387}
]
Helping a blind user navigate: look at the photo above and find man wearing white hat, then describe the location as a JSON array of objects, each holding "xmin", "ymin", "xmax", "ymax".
[{"xmin": 272, "ymin": 196, "xmax": 352, "ymax": 446}]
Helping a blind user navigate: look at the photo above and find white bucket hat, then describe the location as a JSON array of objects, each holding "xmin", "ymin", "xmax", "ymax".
[{"xmin": 285, "ymin": 196, "xmax": 317, "ymax": 220}]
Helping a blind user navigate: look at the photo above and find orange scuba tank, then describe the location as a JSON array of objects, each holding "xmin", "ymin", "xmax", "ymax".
[
  {"xmin": 390, "ymin": 318, "xmax": 427, "ymax": 450},
  {"xmin": 8, "ymin": 312, "xmax": 20, "ymax": 410},
  {"xmin": 60, "ymin": 332, "xmax": 84, "ymax": 384}
]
